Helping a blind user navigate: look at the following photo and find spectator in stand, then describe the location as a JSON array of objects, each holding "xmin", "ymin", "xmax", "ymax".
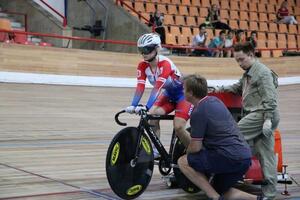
[
  {"xmin": 276, "ymin": 1, "xmax": 298, "ymax": 24},
  {"xmin": 148, "ymin": 12, "xmax": 155, "ymax": 27},
  {"xmin": 233, "ymin": 29, "xmax": 245, "ymax": 45},
  {"xmin": 208, "ymin": 30, "xmax": 226, "ymax": 57},
  {"xmin": 246, "ymin": 31, "xmax": 261, "ymax": 57},
  {"xmin": 224, "ymin": 30, "xmax": 235, "ymax": 57},
  {"xmin": 153, "ymin": 11, "xmax": 166, "ymax": 45},
  {"xmin": 206, "ymin": 4, "xmax": 231, "ymax": 30},
  {"xmin": 191, "ymin": 24, "xmax": 209, "ymax": 56},
  {"xmin": 247, "ymin": 31, "xmax": 257, "ymax": 48}
]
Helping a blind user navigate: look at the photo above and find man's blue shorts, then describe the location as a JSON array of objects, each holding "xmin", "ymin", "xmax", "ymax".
[{"xmin": 187, "ymin": 149, "xmax": 251, "ymax": 195}]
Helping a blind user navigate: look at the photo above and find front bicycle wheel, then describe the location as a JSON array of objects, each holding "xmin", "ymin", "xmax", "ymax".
[{"xmin": 106, "ymin": 127, "xmax": 154, "ymax": 199}]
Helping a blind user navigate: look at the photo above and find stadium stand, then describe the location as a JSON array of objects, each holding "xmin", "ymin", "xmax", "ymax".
[
  {"xmin": 1, "ymin": 0, "xmax": 299, "ymax": 57},
  {"xmin": 119, "ymin": 0, "xmax": 300, "ymax": 57}
]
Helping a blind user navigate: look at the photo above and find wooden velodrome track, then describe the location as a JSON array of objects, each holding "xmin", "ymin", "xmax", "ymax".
[{"xmin": 0, "ymin": 44, "xmax": 300, "ymax": 199}]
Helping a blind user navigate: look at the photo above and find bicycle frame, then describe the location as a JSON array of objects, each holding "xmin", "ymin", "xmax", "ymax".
[{"xmin": 115, "ymin": 110, "xmax": 175, "ymax": 167}]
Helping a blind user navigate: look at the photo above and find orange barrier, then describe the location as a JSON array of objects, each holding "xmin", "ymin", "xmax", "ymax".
[
  {"xmin": 275, "ymin": 129, "xmax": 283, "ymax": 173},
  {"xmin": 0, "ymin": 19, "xmax": 11, "ymax": 42},
  {"xmin": 245, "ymin": 128, "xmax": 284, "ymax": 183},
  {"xmin": 0, "ymin": 11, "xmax": 27, "ymax": 31},
  {"xmin": 245, "ymin": 156, "xmax": 264, "ymax": 183},
  {"xmin": 0, "ymin": 19, "xmax": 11, "ymax": 30}
]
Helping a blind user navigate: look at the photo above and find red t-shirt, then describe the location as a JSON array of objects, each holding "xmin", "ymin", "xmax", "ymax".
[{"xmin": 277, "ymin": 7, "xmax": 289, "ymax": 19}]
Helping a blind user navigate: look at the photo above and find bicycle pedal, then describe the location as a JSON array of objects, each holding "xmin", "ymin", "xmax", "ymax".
[{"xmin": 162, "ymin": 174, "xmax": 179, "ymax": 189}]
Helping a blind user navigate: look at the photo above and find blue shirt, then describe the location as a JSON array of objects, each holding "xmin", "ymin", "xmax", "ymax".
[
  {"xmin": 190, "ymin": 96, "xmax": 251, "ymax": 160},
  {"xmin": 208, "ymin": 36, "xmax": 224, "ymax": 48}
]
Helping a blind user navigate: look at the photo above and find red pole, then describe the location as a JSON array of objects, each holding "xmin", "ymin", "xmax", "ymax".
[
  {"xmin": 63, "ymin": 18, "xmax": 67, "ymax": 27},
  {"xmin": 39, "ymin": 0, "xmax": 66, "ymax": 27}
]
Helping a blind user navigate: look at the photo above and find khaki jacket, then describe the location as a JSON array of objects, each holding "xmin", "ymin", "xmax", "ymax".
[{"xmin": 222, "ymin": 60, "xmax": 278, "ymax": 119}]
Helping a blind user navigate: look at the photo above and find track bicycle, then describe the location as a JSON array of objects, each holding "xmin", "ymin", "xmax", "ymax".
[{"xmin": 106, "ymin": 109, "xmax": 199, "ymax": 200}]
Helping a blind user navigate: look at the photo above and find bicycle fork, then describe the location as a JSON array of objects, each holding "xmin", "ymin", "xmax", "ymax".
[{"xmin": 130, "ymin": 126, "xmax": 144, "ymax": 167}]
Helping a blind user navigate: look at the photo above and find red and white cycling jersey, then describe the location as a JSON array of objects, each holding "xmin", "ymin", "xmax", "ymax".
[
  {"xmin": 131, "ymin": 55, "xmax": 184, "ymax": 109},
  {"xmin": 137, "ymin": 55, "xmax": 181, "ymax": 86}
]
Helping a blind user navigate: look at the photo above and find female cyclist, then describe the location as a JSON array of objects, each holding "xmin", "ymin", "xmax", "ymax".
[{"xmin": 125, "ymin": 33, "xmax": 193, "ymax": 156}]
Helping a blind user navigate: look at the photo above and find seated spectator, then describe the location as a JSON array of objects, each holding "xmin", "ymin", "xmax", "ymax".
[
  {"xmin": 276, "ymin": 1, "xmax": 298, "ymax": 24},
  {"xmin": 208, "ymin": 30, "xmax": 226, "ymax": 57},
  {"xmin": 233, "ymin": 29, "xmax": 245, "ymax": 45},
  {"xmin": 206, "ymin": 4, "xmax": 231, "ymax": 30},
  {"xmin": 224, "ymin": 30, "xmax": 234, "ymax": 57},
  {"xmin": 153, "ymin": 11, "xmax": 166, "ymax": 44},
  {"xmin": 246, "ymin": 31, "xmax": 257, "ymax": 48},
  {"xmin": 191, "ymin": 24, "xmax": 209, "ymax": 56},
  {"xmin": 246, "ymin": 31, "xmax": 261, "ymax": 57}
]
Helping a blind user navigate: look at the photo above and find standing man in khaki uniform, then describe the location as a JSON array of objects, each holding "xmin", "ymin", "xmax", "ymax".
[{"xmin": 215, "ymin": 42, "xmax": 280, "ymax": 200}]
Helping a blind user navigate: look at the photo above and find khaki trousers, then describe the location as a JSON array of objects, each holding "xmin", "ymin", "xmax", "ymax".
[{"xmin": 238, "ymin": 110, "xmax": 280, "ymax": 200}]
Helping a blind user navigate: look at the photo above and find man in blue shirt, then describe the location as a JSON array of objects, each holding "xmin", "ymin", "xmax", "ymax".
[
  {"xmin": 178, "ymin": 74, "xmax": 258, "ymax": 200},
  {"xmin": 208, "ymin": 30, "xmax": 226, "ymax": 57}
]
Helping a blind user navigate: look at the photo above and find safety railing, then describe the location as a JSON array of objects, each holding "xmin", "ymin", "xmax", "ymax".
[
  {"xmin": 0, "ymin": 29, "xmax": 135, "ymax": 47},
  {"xmin": 115, "ymin": 0, "xmax": 150, "ymax": 25},
  {"xmin": 39, "ymin": 0, "xmax": 67, "ymax": 27}
]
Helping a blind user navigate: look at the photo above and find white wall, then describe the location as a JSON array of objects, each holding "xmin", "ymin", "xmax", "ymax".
[
  {"xmin": 1, "ymin": 72, "xmax": 299, "ymax": 87},
  {"xmin": 33, "ymin": 0, "xmax": 65, "ymax": 23}
]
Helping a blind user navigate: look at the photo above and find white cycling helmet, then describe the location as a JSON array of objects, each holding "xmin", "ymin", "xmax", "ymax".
[
  {"xmin": 137, "ymin": 33, "xmax": 161, "ymax": 61},
  {"xmin": 137, "ymin": 33, "xmax": 161, "ymax": 48}
]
